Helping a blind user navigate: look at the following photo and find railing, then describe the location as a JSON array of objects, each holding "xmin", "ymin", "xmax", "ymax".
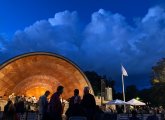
[
  {"xmin": 118, "ymin": 113, "xmax": 161, "ymax": 120},
  {"xmin": 0, "ymin": 112, "xmax": 39, "ymax": 120},
  {"xmin": 0, "ymin": 112, "xmax": 163, "ymax": 120}
]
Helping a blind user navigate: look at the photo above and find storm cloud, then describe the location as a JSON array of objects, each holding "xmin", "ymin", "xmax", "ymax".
[{"xmin": 0, "ymin": 6, "xmax": 165, "ymax": 89}]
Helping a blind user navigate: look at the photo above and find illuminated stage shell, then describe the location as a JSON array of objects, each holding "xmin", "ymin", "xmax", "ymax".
[{"xmin": 0, "ymin": 52, "xmax": 93, "ymax": 99}]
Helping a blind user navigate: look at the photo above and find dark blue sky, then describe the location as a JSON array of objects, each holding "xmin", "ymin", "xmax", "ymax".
[
  {"xmin": 0, "ymin": 0, "xmax": 159, "ymax": 35},
  {"xmin": 0, "ymin": 0, "xmax": 165, "ymax": 91}
]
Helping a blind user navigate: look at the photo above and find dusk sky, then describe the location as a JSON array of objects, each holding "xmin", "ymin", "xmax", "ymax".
[{"xmin": 0, "ymin": 0, "xmax": 165, "ymax": 91}]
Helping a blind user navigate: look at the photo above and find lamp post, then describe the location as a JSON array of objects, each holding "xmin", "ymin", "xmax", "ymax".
[{"xmin": 101, "ymin": 79, "xmax": 105, "ymax": 105}]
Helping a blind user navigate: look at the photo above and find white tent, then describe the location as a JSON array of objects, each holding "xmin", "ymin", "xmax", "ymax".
[
  {"xmin": 127, "ymin": 99, "xmax": 146, "ymax": 106},
  {"xmin": 106, "ymin": 99, "xmax": 128, "ymax": 105}
]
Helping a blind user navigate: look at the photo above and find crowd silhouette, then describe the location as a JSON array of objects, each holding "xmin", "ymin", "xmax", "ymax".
[
  {"xmin": 2, "ymin": 85, "xmax": 163, "ymax": 120},
  {"xmin": 2, "ymin": 86, "xmax": 102, "ymax": 120}
]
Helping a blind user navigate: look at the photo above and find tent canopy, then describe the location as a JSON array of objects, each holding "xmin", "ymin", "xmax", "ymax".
[
  {"xmin": 106, "ymin": 99, "xmax": 128, "ymax": 105},
  {"xmin": 127, "ymin": 99, "xmax": 146, "ymax": 106}
]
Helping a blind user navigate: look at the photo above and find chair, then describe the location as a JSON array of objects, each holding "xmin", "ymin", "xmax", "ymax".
[{"xmin": 69, "ymin": 116, "xmax": 87, "ymax": 120}]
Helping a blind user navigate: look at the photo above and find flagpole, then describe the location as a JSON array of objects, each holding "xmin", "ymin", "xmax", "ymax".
[{"xmin": 122, "ymin": 73, "xmax": 126, "ymax": 113}]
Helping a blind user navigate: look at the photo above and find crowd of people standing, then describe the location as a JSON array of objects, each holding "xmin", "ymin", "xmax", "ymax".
[
  {"xmin": 2, "ymin": 86, "xmax": 101, "ymax": 120},
  {"xmin": 2, "ymin": 85, "xmax": 164, "ymax": 120},
  {"xmin": 38, "ymin": 86, "xmax": 100, "ymax": 120},
  {"xmin": 2, "ymin": 94, "xmax": 38, "ymax": 120}
]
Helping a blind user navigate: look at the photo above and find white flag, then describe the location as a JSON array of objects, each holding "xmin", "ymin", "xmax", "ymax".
[{"xmin": 121, "ymin": 65, "xmax": 128, "ymax": 76}]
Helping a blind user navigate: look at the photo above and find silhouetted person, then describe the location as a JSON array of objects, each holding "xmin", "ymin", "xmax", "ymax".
[
  {"xmin": 3, "ymin": 100, "xmax": 16, "ymax": 120},
  {"xmin": 49, "ymin": 86, "xmax": 64, "ymax": 120},
  {"xmin": 129, "ymin": 110, "xmax": 140, "ymax": 120},
  {"xmin": 18, "ymin": 97, "xmax": 25, "ymax": 113},
  {"xmin": 66, "ymin": 89, "xmax": 84, "ymax": 119},
  {"xmin": 95, "ymin": 105, "xmax": 104, "ymax": 120},
  {"xmin": 69, "ymin": 89, "xmax": 81, "ymax": 107},
  {"xmin": 81, "ymin": 86, "xmax": 96, "ymax": 120},
  {"xmin": 147, "ymin": 110, "xmax": 159, "ymax": 120},
  {"xmin": 38, "ymin": 90, "xmax": 50, "ymax": 120}
]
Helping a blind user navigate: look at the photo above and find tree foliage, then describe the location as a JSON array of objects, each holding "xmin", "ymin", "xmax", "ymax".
[
  {"xmin": 84, "ymin": 71, "xmax": 116, "ymax": 96},
  {"xmin": 152, "ymin": 58, "xmax": 165, "ymax": 84},
  {"xmin": 84, "ymin": 71, "xmax": 102, "ymax": 95},
  {"xmin": 125, "ymin": 85, "xmax": 138, "ymax": 101},
  {"xmin": 147, "ymin": 58, "xmax": 165, "ymax": 106}
]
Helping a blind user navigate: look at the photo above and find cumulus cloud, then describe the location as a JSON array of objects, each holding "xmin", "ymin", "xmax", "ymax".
[
  {"xmin": 49, "ymin": 10, "xmax": 78, "ymax": 26},
  {"xmin": 0, "ymin": 6, "xmax": 165, "ymax": 89}
]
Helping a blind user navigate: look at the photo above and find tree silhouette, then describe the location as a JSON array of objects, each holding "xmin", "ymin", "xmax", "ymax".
[{"xmin": 152, "ymin": 58, "xmax": 165, "ymax": 85}]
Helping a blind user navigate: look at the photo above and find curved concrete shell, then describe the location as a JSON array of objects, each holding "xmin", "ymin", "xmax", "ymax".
[{"xmin": 0, "ymin": 52, "xmax": 93, "ymax": 99}]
